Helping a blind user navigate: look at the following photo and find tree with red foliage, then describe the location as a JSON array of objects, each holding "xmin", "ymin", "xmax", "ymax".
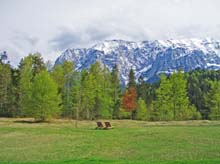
[{"xmin": 122, "ymin": 87, "xmax": 137, "ymax": 119}]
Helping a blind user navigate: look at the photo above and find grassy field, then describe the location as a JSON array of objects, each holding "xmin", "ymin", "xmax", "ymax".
[{"xmin": 0, "ymin": 118, "xmax": 220, "ymax": 164}]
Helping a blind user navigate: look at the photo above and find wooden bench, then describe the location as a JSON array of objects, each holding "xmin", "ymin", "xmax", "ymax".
[
  {"xmin": 96, "ymin": 121, "xmax": 105, "ymax": 129},
  {"xmin": 104, "ymin": 122, "xmax": 113, "ymax": 129},
  {"xmin": 96, "ymin": 121, "xmax": 113, "ymax": 130}
]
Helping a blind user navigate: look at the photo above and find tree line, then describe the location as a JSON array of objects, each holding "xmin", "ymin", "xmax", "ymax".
[{"xmin": 0, "ymin": 53, "xmax": 220, "ymax": 121}]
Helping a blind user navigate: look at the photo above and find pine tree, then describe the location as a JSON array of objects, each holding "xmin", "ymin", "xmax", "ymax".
[
  {"xmin": 71, "ymin": 72, "xmax": 83, "ymax": 127},
  {"xmin": 89, "ymin": 62, "xmax": 113, "ymax": 119},
  {"xmin": 9, "ymin": 68, "xmax": 20, "ymax": 116},
  {"xmin": 137, "ymin": 76, "xmax": 147, "ymax": 101},
  {"xmin": 186, "ymin": 70, "xmax": 212, "ymax": 119},
  {"xmin": 98, "ymin": 66, "xmax": 113, "ymax": 118},
  {"xmin": 128, "ymin": 68, "xmax": 136, "ymax": 88},
  {"xmin": 207, "ymin": 81, "xmax": 220, "ymax": 120},
  {"xmin": 29, "ymin": 71, "xmax": 61, "ymax": 121},
  {"xmin": 0, "ymin": 62, "xmax": 13, "ymax": 116},
  {"xmin": 111, "ymin": 65, "xmax": 121, "ymax": 119},
  {"xmin": 81, "ymin": 71, "xmax": 96, "ymax": 119},
  {"xmin": 31, "ymin": 53, "xmax": 46, "ymax": 78},
  {"xmin": 62, "ymin": 61, "xmax": 75, "ymax": 117},
  {"xmin": 51, "ymin": 61, "xmax": 75, "ymax": 117}
]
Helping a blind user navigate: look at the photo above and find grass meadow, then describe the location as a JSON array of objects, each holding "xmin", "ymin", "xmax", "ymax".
[{"xmin": 0, "ymin": 118, "xmax": 220, "ymax": 164}]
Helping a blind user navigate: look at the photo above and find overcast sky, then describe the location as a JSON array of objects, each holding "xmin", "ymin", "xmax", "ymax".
[{"xmin": 1, "ymin": 0, "xmax": 220, "ymax": 65}]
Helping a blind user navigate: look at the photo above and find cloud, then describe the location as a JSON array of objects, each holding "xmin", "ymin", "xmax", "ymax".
[
  {"xmin": 0, "ymin": 0, "xmax": 220, "ymax": 66},
  {"xmin": 11, "ymin": 32, "xmax": 39, "ymax": 49},
  {"xmin": 49, "ymin": 28, "xmax": 80, "ymax": 51},
  {"xmin": 49, "ymin": 26, "xmax": 112, "ymax": 50}
]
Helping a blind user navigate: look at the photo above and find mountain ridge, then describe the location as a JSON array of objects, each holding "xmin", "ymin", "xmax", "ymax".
[{"xmin": 55, "ymin": 38, "xmax": 220, "ymax": 84}]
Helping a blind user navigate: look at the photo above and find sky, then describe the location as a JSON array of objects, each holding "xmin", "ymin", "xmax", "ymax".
[{"xmin": 1, "ymin": 0, "xmax": 220, "ymax": 66}]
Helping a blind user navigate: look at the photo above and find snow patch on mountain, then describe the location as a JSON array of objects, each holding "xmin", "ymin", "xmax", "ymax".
[{"xmin": 55, "ymin": 38, "xmax": 220, "ymax": 84}]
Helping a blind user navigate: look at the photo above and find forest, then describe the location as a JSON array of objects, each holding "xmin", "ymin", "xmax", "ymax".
[{"xmin": 0, "ymin": 53, "xmax": 220, "ymax": 121}]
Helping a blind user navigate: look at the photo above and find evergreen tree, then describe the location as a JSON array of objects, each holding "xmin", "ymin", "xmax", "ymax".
[
  {"xmin": 186, "ymin": 70, "xmax": 216, "ymax": 119},
  {"xmin": 62, "ymin": 61, "xmax": 75, "ymax": 117},
  {"xmin": 111, "ymin": 65, "xmax": 121, "ymax": 119},
  {"xmin": 0, "ymin": 62, "xmax": 13, "ymax": 116},
  {"xmin": 98, "ymin": 66, "xmax": 113, "ymax": 118},
  {"xmin": 207, "ymin": 81, "xmax": 220, "ymax": 120},
  {"xmin": 81, "ymin": 71, "xmax": 96, "ymax": 119},
  {"xmin": 31, "ymin": 53, "xmax": 46, "ymax": 78},
  {"xmin": 187, "ymin": 72, "xmax": 204, "ymax": 118},
  {"xmin": 137, "ymin": 76, "xmax": 147, "ymax": 101},
  {"xmin": 89, "ymin": 62, "xmax": 113, "ymax": 119},
  {"xmin": 128, "ymin": 68, "xmax": 136, "ymax": 88},
  {"xmin": 10, "ymin": 68, "xmax": 20, "ymax": 116},
  {"xmin": 51, "ymin": 61, "xmax": 75, "ymax": 117},
  {"xmin": 71, "ymin": 71, "xmax": 83, "ymax": 127},
  {"xmin": 29, "ymin": 71, "xmax": 61, "ymax": 121}
]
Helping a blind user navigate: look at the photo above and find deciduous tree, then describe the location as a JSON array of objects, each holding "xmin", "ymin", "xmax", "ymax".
[
  {"xmin": 122, "ymin": 87, "xmax": 136, "ymax": 119},
  {"xmin": 30, "ymin": 71, "xmax": 61, "ymax": 121}
]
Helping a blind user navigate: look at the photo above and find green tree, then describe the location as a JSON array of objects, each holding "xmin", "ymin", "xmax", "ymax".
[
  {"xmin": 9, "ymin": 68, "xmax": 20, "ymax": 116},
  {"xmin": 31, "ymin": 53, "xmax": 46, "ymax": 78},
  {"xmin": 111, "ymin": 65, "xmax": 121, "ymax": 119},
  {"xmin": 51, "ymin": 64, "xmax": 65, "ymax": 93},
  {"xmin": 81, "ymin": 71, "xmax": 96, "ymax": 119},
  {"xmin": 98, "ymin": 66, "xmax": 113, "ymax": 118},
  {"xmin": 89, "ymin": 62, "xmax": 113, "ymax": 119},
  {"xmin": 128, "ymin": 68, "xmax": 136, "ymax": 88},
  {"xmin": 0, "ymin": 63, "xmax": 13, "ymax": 116},
  {"xmin": 51, "ymin": 61, "xmax": 75, "ymax": 117},
  {"xmin": 30, "ymin": 71, "xmax": 61, "ymax": 121},
  {"xmin": 62, "ymin": 61, "xmax": 75, "ymax": 117},
  {"xmin": 207, "ymin": 81, "xmax": 220, "ymax": 120},
  {"xmin": 18, "ymin": 56, "xmax": 33, "ymax": 116},
  {"xmin": 170, "ymin": 71, "xmax": 189, "ymax": 120},
  {"xmin": 186, "ymin": 71, "xmax": 210, "ymax": 119},
  {"xmin": 154, "ymin": 71, "xmax": 197, "ymax": 121},
  {"xmin": 136, "ymin": 98, "xmax": 148, "ymax": 120},
  {"xmin": 19, "ymin": 53, "xmax": 46, "ymax": 79},
  {"xmin": 137, "ymin": 76, "xmax": 157, "ymax": 119},
  {"xmin": 18, "ymin": 53, "xmax": 46, "ymax": 116},
  {"xmin": 153, "ymin": 75, "xmax": 172, "ymax": 121},
  {"xmin": 71, "ymin": 72, "xmax": 83, "ymax": 127},
  {"xmin": 137, "ymin": 76, "xmax": 147, "ymax": 101}
]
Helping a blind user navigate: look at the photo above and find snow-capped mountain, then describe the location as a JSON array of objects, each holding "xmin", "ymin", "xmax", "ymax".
[{"xmin": 55, "ymin": 38, "xmax": 220, "ymax": 84}]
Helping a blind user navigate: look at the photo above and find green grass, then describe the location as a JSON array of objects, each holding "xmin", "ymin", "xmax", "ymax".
[{"xmin": 0, "ymin": 118, "xmax": 220, "ymax": 164}]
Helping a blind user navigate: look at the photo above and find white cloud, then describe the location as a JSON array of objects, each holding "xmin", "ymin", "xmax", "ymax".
[{"xmin": 0, "ymin": 0, "xmax": 220, "ymax": 66}]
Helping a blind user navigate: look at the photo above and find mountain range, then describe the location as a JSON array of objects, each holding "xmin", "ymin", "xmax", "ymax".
[{"xmin": 55, "ymin": 38, "xmax": 220, "ymax": 84}]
